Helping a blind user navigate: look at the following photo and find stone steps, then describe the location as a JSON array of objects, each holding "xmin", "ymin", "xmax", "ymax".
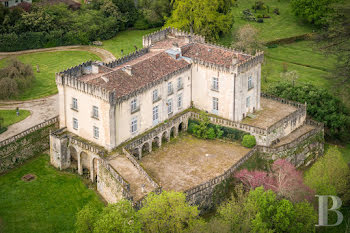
[
  {"xmin": 108, "ymin": 154, "xmax": 155, "ymax": 201},
  {"xmin": 272, "ymin": 124, "xmax": 316, "ymax": 148}
]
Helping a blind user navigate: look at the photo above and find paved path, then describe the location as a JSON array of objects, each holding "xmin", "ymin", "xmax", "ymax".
[
  {"xmin": 0, "ymin": 95, "xmax": 58, "ymax": 141},
  {"xmin": 0, "ymin": 45, "xmax": 116, "ymax": 63},
  {"xmin": 0, "ymin": 45, "xmax": 117, "ymax": 142}
]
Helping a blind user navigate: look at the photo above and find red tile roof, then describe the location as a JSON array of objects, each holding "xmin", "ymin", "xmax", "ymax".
[{"xmin": 82, "ymin": 52, "xmax": 190, "ymax": 99}]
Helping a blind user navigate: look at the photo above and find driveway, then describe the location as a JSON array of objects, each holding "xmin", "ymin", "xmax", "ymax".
[{"xmin": 0, "ymin": 95, "xmax": 58, "ymax": 141}]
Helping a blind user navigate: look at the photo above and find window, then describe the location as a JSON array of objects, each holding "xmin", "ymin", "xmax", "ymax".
[
  {"xmin": 212, "ymin": 77, "xmax": 219, "ymax": 91},
  {"xmin": 248, "ymin": 76, "xmax": 253, "ymax": 90},
  {"xmin": 152, "ymin": 89, "xmax": 159, "ymax": 102},
  {"xmin": 72, "ymin": 97, "xmax": 78, "ymax": 110},
  {"xmin": 212, "ymin": 97, "xmax": 218, "ymax": 113},
  {"xmin": 5, "ymin": 1, "xmax": 8, "ymax": 7},
  {"xmin": 153, "ymin": 105, "xmax": 159, "ymax": 125},
  {"xmin": 92, "ymin": 106, "xmax": 99, "ymax": 119},
  {"xmin": 167, "ymin": 99, "xmax": 173, "ymax": 114},
  {"xmin": 168, "ymin": 82, "xmax": 173, "ymax": 95},
  {"xmin": 131, "ymin": 98, "xmax": 138, "ymax": 113},
  {"xmin": 246, "ymin": 96, "xmax": 250, "ymax": 108},
  {"xmin": 131, "ymin": 118, "xmax": 138, "ymax": 133},
  {"xmin": 73, "ymin": 118, "xmax": 78, "ymax": 130},
  {"xmin": 93, "ymin": 126, "xmax": 99, "ymax": 139},
  {"xmin": 177, "ymin": 94, "xmax": 182, "ymax": 109},
  {"xmin": 177, "ymin": 77, "xmax": 183, "ymax": 90}
]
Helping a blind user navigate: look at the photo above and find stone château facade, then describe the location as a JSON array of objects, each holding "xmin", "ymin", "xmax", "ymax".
[{"xmin": 50, "ymin": 28, "xmax": 324, "ymax": 207}]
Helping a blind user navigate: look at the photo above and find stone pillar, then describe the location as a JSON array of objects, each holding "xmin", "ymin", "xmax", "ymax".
[
  {"xmin": 174, "ymin": 127, "xmax": 179, "ymax": 137},
  {"xmin": 148, "ymin": 141, "xmax": 152, "ymax": 153},
  {"xmin": 77, "ymin": 150, "xmax": 83, "ymax": 175},
  {"xmin": 166, "ymin": 131, "xmax": 170, "ymax": 142},
  {"xmin": 138, "ymin": 147, "xmax": 142, "ymax": 160},
  {"xmin": 157, "ymin": 134, "xmax": 162, "ymax": 147}
]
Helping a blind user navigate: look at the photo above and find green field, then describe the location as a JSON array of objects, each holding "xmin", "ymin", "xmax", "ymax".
[
  {"xmin": 0, "ymin": 51, "xmax": 100, "ymax": 100},
  {"xmin": 0, "ymin": 109, "xmax": 31, "ymax": 128},
  {"xmin": 261, "ymin": 40, "xmax": 336, "ymax": 90},
  {"xmin": 0, "ymin": 155, "xmax": 103, "ymax": 233},
  {"xmin": 219, "ymin": 0, "xmax": 314, "ymax": 46},
  {"xmin": 99, "ymin": 28, "xmax": 159, "ymax": 58}
]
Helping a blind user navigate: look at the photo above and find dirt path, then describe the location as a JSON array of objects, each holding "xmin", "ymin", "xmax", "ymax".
[
  {"xmin": 0, "ymin": 95, "xmax": 58, "ymax": 141},
  {"xmin": 0, "ymin": 45, "xmax": 116, "ymax": 63}
]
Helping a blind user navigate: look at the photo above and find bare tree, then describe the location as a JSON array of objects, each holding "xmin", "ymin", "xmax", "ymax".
[{"xmin": 232, "ymin": 24, "xmax": 263, "ymax": 54}]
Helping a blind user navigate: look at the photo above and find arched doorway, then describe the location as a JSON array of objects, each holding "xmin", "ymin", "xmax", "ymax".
[
  {"xmin": 69, "ymin": 146, "xmax": 78, "ymax": 171},
  {"xmin": 162, "ymin": 131, "xmax": 168, "ymax": 143},
  {"xmin": 170, "ymin": 127, "xmax": 176, "ymax": 138},
  {"xmin": 142, "ymin": 142, "xmax": 151, "ymax": 156},
  {"xmin": 80, "ymin": 151, "xmax": 90, "ymax": 176},
  {"xmin": 152, "ymin": 136, "xmax": 160, "ymax": 149},
  {"xmin": 178, "ymin": 122, "xmax": 184, "ymax": 132}
]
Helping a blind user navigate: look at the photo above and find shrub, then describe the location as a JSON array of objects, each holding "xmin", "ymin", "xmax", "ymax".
[
  {"xmin": 257, "ymin": 18, "xmax": 264, "ymax": 23},
  {"xmin": 241, "ymin": 135, "xmax": 256, "ymax": 148},
  {"xmin": 273, "ymin": 8, "xmax": 280, "ymax": 15},
  {"xmin": 207, "ymin": 127, "xmax": 216, "ymax": 139}
]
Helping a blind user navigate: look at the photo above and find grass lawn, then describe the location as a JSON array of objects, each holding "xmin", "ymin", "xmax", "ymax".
[
  {"xmin": 100, "ymin": 28, "xmax": 159, "ymax": 58},
  {"xmin": 219, "ymin": 0, "xmax": 314, "ymax": 46},
  {"xmin": 261, "ymin": 40, "xmax": 336, "ymax": 91},
  {"xmin": 0, "ymin": 155, "xmax": 103, "ymax": 233},
  {"xmin": 0, "ymin": 51, "xmax": 100, "ymax": 100},
  {"xmin": 0, "ymin": 109, "xmax": 31, "ymax": 128}
]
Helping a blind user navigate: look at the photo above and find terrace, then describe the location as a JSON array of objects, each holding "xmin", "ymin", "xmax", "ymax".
[{"xmin": 140, "ymin": 134, "xmax": 250, "ymax": 192}]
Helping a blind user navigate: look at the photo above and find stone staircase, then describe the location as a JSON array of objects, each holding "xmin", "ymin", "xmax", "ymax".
[
  {"xmin": 272, "ymin": 124, "xmax": 316, "ymax": 148},
  {"xmin": 108, "ymin": 154, "xmax": 155, "ymax": 201}
]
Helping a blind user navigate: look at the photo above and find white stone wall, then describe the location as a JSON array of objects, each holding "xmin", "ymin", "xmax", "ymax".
[
  {"xmin": 234, "ymin": 64, "xmax": 261, "ymax": 121},
  {"xmin": 191, "ymin": 64, "xmax": 235, "ymax": 120},
  {"xmin": 1, "ymin": 0, "xmax": 31, "ymax": 7},
  {"xmin": 115, "ymin": 70, "xmax": 192, "ymax": 145},
  {"xmin": 58, "ymin": 83, "xmax": 112, "ymax": 149},
  {"xmin": 97, "ymin": 162, "xmax": 124, "ymax": 203}
]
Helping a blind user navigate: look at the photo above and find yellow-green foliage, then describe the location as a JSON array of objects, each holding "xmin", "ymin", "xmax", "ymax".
[{"xmin": 304, "ymin": 147, "xmax": 350, "ymax": 203}]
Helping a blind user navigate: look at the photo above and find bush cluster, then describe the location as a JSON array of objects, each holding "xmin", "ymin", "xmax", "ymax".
[
  {"xmin": 188, "ymin": 112, "xmax": 248, "ymax": 141},
  {"xmin": 241, "ymin": 135, "xmax": 256, "ymax": 148},
  {"xmin": 0, "ymin": 59, "xmax": 34, "ymax": 99},
  {"xmin": 267, "ymin": 82, "xmax": 350, "ymax": 142}
]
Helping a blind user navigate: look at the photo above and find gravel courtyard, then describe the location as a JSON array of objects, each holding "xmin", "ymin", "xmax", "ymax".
[{"xmin": 140, "ymin": 134, "xmax": 250, "ymax": 192}]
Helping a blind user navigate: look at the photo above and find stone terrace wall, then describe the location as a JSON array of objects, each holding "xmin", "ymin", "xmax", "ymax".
[
  {"xmin": 123, "ymin": 148, "xmax": 160, "ymax": 190},
  {"xmin": 103, "ymin": 48, "xmax": 149, "ymax": 69},
  {"xmin": 184, "ymin": 148, "xmax": 258, "ymax": 209},
  {"xmin": 259, "ymin": 119, "xmax": 324, "ymax": 167},
  {"xmin": 0, "ymin": 116, "xmax": 59, "ymax": 174},
  {"xmin": 142, "ymin": 27, "xmax": 205, "ymax": 48},
  {"xmin": 98, "ymin": 159, "xmax": 133, "ymax": 202}
]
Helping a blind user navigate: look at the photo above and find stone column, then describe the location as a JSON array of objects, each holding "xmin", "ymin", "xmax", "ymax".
[
  {"xmin": 138, "ymin": 147, "xmax": 142, "ymax": 160},
  {"xmin": 77, "ymin": 149, "xmax": 83, "ymax": 175},
  {"xmin": 148, "ymin": 141, "xmax": 152, "ymax": 153},
  {"xmin": 157, "ymin": 134, "xmax": 162, "ymax": 147}
]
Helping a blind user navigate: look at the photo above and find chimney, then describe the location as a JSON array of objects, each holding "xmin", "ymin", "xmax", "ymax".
[{"xmin": 124, "ymin": 65, "xmax": 133, "ymax": 76}]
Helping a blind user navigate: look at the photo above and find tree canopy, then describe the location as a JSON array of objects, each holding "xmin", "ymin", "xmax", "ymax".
[{"xmin": 165, "ymin": 0, "xmax": 234, "ymax": 41}]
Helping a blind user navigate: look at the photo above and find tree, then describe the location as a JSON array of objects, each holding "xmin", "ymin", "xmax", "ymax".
[
  {"xmin": 139, "ymin": 0, "xmax": 172, "ymax": 26},
  {"xmin": 241, "ymin": 135, "xmax": 256, "ymax": 148},
  {"xmin": 235, "ymin": 159, "xmax": 314, "ymax": 203},
  {"xmin": 291, "ymin": 0, "xmax": 340, "ymax": 26},
  {"xmin": 304, "ymin": 146, "xmax": 350, "ymax": 204},
  {"xmin": 267, "ymin": 82, "xmax": 350, "ymax": 142},
  {"xmin": 319, "ymin": 1, "xmax": 350, "ymax": 100},
  {"xmin": 76, "ymin": 202, "xmax": 103, "ymax": 233},
  {"xmin": 232, "ymin": 24, "xmax": 263, "ymax": 54},
  {"xmin": 94, "ymin": 200, "xmax": 142, "ymax": 233},
  {"xmin": 138, "ymin": 191, "xmax": 200, "ymax": 233},
  {"xmin": 216, "ymin": 186, "xmax": 317, "ymax": 233},
  {"xmin": 165, "ymin": 0, "xmax": 234, "ymax": 41}
]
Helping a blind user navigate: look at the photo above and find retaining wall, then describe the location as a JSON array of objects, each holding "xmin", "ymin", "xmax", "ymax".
[{"xmin": 0, "ymin": 116, "xmax": 59, "ymax": 174}]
